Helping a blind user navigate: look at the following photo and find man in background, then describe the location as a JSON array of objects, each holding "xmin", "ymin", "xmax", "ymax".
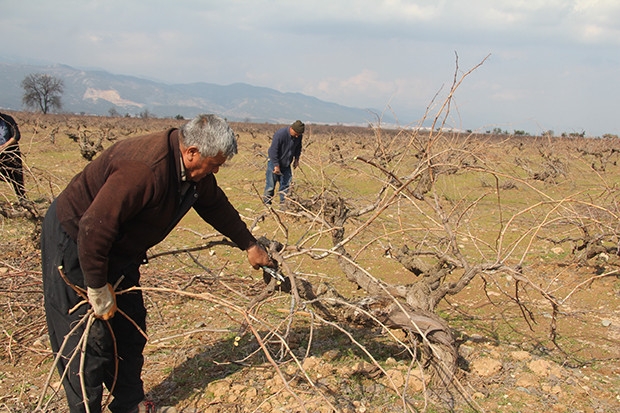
[
  {"xmin": 263, "ymin": 120, "xmax": 304, "ymax": 207},
  {"xmin": 0, "ymin": 111, "xmax": 26, "ymax": 203}
]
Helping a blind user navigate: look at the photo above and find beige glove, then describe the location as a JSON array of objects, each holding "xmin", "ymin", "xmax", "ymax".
[{"xmin": 87, "ymin": 283, "xmax": 118, "ymax": 320}]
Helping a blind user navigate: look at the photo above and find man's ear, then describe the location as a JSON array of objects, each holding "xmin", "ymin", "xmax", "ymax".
[{"xmin": 186, "ymin": 146, "xmax": 200, "ymax": 161}]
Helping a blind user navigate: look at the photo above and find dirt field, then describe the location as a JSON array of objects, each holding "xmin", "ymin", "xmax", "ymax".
[{"xmin": 1, "ymin": 112, "xmax": 619, "ymax": 412}]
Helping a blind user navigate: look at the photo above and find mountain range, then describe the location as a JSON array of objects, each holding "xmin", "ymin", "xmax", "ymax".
[{"xmin": 0, "ymin": 60, "xmax": 394, "ymax": 125}]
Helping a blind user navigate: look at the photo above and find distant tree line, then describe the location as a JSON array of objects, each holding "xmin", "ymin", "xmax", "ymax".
[{"xmin": 17, "ymin": 73, "xmax": 619, "ymax": 139}]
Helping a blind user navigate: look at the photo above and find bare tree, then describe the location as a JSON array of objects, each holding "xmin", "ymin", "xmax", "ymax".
[{"xmin": 21, "ymin": 73, "xmax": 64, "ymax": 114}]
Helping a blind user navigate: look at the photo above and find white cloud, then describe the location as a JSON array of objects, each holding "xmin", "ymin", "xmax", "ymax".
[{"xmin": 309, "ymin": 70, "xmax": 399, "ymax": 109}]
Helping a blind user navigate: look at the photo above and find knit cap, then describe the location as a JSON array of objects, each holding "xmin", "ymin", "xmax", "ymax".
[{"xmin": 291, "ymin": 120, "xmax": 305, "ymax": 134}]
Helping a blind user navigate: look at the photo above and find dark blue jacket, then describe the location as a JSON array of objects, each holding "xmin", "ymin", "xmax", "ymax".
[
  {"xmin": 0, "ymin": 113, "xmax": 20, "ymax": 146},
  {"xmin": 267, "ymin": 126, "xmax": 302, "ymax": 168}
]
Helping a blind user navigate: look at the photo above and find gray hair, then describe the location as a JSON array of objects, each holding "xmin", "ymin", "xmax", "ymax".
[{"xmin": 179, "ymin": 114, "xmax": 237, "ymax": 159}]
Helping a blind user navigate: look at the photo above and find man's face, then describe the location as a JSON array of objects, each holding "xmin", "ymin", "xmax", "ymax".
[{"xmin": 184, "ymin": 149, "xmax": 227, "ymax": 182}]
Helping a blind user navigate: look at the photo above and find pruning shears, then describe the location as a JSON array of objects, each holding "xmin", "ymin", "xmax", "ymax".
[{"xmin": 262, "ymin": 266, "xmax": 286, "ymax": 284}]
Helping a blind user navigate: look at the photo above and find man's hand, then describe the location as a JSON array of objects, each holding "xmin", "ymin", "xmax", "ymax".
[
  {"xmin": 273, "ymin": 165, "xmax": 281, "ymax": 175},
  {"xmin": 292, "ymin": 159, "xmax": 299, "ymax": 169},
  {"xmin": 247, "ymin": 243, "xmax": 273, "ymax": 269},
  {"xmin": 87, "ymin": 283, "xmax": 117, "ymax": 320}
]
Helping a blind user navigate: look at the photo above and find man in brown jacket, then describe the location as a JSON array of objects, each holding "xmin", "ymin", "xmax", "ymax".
[{"xmin": 41, "ymin": 114, "xmax": 273, "ymax": 413}]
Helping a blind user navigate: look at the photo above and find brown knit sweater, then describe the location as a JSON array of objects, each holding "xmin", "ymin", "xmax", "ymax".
[{"xmin": 55, "ymin": 128, "xmax": 255, "ymax": 288}]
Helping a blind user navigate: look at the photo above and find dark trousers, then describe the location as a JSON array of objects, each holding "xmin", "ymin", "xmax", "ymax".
[
  {"xmin": 41, "ymin": 201, "xmax": 147, "ymax": 413},
  {"xmin": 0, "ymin": 146, "xmax": 25, "ymax": 200}
]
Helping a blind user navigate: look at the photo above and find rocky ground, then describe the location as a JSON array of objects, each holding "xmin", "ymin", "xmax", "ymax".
[{"xmin": 1, "ymin": 220, "xmax": 618, "ymax": 413}]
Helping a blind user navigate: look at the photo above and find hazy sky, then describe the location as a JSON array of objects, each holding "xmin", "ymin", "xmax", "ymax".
[{"xmin": 1, "ymin": 0, "xmax": 619, "ymax": 136}]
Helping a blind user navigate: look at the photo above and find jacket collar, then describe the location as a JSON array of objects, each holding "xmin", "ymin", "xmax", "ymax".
[{"xmin": 170, "ymin": 129, "xmax": 184, "ymax": 182}]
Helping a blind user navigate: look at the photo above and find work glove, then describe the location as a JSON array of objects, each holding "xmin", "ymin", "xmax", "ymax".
[{"xmin": 87, "ymin": 283, "xmax": 117, "ymax": 320}]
